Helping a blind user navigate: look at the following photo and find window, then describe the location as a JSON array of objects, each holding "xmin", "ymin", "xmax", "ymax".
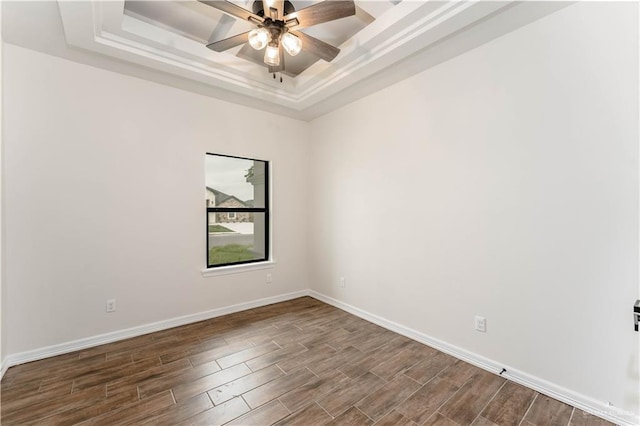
[{"xmin": 205, "ymin": 153, "xmax": 269, "ymax": 268}]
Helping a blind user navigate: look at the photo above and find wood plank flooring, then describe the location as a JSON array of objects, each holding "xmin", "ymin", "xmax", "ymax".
[{"xmin": 0, "ymin": 297, "xmax": 613, "ymax": 425}]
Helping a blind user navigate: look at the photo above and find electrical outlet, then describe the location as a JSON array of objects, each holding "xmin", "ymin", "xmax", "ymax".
[
  {"xmin": 339, "ymin": 277, "xmax": 346, "ymax": 288},
  {"xmin": 266, "ymin": 273, "xmax": 272, "ymax": 284},
  {"xmin": 106, "ymin": 299, "xmax": 117, "ymax": 313},
  {"xmin": 474, "ymin": 316, "xmax": 486, "ymax": 332}
]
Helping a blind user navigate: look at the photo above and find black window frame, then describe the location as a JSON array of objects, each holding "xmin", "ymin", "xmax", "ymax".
[{"xmin": 206, "ymin": 152, "xmax": 270, "ymax": 269}]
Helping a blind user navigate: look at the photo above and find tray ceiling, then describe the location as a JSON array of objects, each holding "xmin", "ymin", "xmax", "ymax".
[{"xmin": 2, "ymin": 1, "xmax": 571, "ymax": 120}]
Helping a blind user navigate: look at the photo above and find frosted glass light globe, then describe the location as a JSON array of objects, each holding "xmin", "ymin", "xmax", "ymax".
[
  {"xmin": 248, "ymin": 28, "xmax": 269, "ymax": 50},
  {"xmin": 281, "ymin": 33, "xmax": 302, "ymax": 56},
  {"xmin": 264, "ymin": 43, "xmax": 280, "ymax": 66}
]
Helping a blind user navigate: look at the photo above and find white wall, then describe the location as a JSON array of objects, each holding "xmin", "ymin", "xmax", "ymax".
[
  {"xmin": 2, "ymin": 44, "xmax": 309, "ymax": 356},
  {"xmin": 2, "ymin": 1, "xmax": 639, "ymax": 422},
  {"xmin": 309, "ymin": 1, "xmax": 639, "ymax": 419},
  {"xmin": 0, "ymin": 5, "xmax": 4, "ymax": 372}
]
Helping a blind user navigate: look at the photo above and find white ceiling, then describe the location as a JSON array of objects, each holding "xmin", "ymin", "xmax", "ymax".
[{"xmin": 2, "ymin": 1, "xmax": 570, "ymax": 120}]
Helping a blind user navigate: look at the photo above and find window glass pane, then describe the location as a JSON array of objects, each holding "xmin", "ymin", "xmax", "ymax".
[
  {"xmin": 208, "ymin": 213, "xmax": 267, "ymax": 266},
  {"xmin": 205, "ymin": 155, "xmax": 266, "ymax": 209},
  {"xmin": 206, "ymin": 153, "xmax": 268, "ymax": 268}
]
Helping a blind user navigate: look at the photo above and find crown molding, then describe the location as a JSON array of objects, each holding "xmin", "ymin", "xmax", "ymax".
[{"xmin": 57, "ymin": 0, "xmax": 515, "ymax": 112}]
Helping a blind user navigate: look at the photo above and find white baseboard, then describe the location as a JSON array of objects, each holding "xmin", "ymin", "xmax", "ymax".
[
  {"xmin": 1, "ymin": 290, "xmax": 309, "ymax": 378},
  {"xmin": 1, "ymin": 289, "xmax": 637, "ymax": 426},
  {"xmin": 308, "ymin": 290, "xmax": 639, "ymax": 426}
]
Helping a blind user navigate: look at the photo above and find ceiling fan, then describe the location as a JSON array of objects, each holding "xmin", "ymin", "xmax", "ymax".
[{"xmin": 199, "ymin": 0, "xmax": 356, "ymax": 77}]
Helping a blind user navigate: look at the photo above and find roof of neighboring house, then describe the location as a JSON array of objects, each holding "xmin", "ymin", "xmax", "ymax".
[{"xmin": 206, "ymin": 187, "xmax": 248, "ymax": 207}]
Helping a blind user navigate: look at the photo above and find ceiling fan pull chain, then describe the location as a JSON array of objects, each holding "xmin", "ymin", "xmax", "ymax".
[{"xmin": 280, "ymin": 73, "xmax": 283, "ymax": 83}]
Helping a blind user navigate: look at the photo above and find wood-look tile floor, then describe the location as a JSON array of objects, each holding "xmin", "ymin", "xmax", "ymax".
[{"xmin": 0, "ymin": 297, "xmax": 614, "ymax": 426}]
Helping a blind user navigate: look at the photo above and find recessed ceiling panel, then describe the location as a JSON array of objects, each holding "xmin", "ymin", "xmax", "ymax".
[
  {"xmin": 124, "ymin": 1, "xmax": 255, "ymax": 44},
  {"xmin": 43, "ymin": 0, "xmax": 562, "ymax": 117}
]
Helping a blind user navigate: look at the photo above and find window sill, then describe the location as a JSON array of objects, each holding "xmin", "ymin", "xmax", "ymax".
[{"xmin": 201, "ymin": 260, "xmax": 277, "ymax": 277}]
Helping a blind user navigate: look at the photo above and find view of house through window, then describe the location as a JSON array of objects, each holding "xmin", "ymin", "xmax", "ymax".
[{"xmin": 205, "ymin": 153, "xmax": 269, "ymax": 268}]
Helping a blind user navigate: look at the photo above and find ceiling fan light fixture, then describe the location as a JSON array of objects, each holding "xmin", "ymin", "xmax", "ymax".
[
  {"xmin": 202, "ymin": 0, "xmax": 356, "ymax": 76},
  {"xmin": 264, "ymin": 42, "xmax": 280, "ymax": 66},
  {"xmin": 248, "ymin": 27, "xmax": 269, "ymax": 50},
  {"xmin": 281, "ymin": 32, "xmax": 301, "ymax": 56}
]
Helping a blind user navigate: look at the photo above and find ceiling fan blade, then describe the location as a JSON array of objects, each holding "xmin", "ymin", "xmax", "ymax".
[
  {"xmin": 290, "ymin": 30, "xmax": 340, "ymax": 62},
  {"xmin": 285, "ymin": 1, "xmax": 355, "ymax": 30},
  {"xmin": 198, "ymin": 0, "xmax": 265, "ymax": 25},
  {"xmin": 206, "ymin": 31, "xmax": 249, "ymax": 52}
]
